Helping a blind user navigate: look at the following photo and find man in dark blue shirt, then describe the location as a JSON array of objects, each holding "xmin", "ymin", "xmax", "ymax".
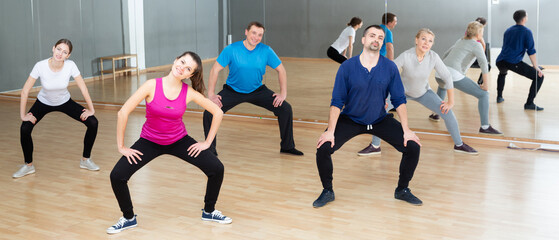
[
  {"xmin": 496, "ymin": 10, "xmax": 544, "ymax": 110},
  {"xmin": 312, "ymin": 25, "xmax": 423, "ymax": 208}
]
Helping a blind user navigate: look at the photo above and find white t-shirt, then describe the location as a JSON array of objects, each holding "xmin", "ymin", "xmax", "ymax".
[
  {"xmin": 30, "ymin": 58, "xmax": 80, "ymax": 106},
  {"xmin": 331, "ymin": 26, "xmax": 356, "ymax": 53}
]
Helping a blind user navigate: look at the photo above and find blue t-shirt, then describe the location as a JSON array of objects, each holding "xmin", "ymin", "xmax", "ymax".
[
  {"xmin": 379, "ymin": 24, "xmax": 393, "ymax": 57},
  {"xmin": 331, "ymin": 55, "xmax": 406, "ymax": 125},
  {"xmin": 496, "ymin": 25, "xmax": 536, "ymax": 64},
  {"xmin": 216, "ymin": 41, "xmax": 282, "ymax": 93}
]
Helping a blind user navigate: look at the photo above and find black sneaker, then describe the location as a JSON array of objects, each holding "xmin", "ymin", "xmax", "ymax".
[
  {"xmin": 357, "ymin": 144, "xmax": 381, "ymax": 156},
  {"xmin": 524, "ymin": 103, "xmax": 544, "ymax": 111},
  {"xmin": 454, "ymin": 143, "xmax": 478, "ymax": 155},
  {"xmin": 313, "ymin": 189, "xmax": 335, "ymax": 208},
  {"xmin": 280, "ymin": 148, "xmax": 304, "ymax": 156},
  {"xmin": 496, "ymin": 96, "xmax": 505, "ymax": 103},
  {"xmin": 394, "ymin": 188, "xmax": 423, "ymax": 206},
  {"xmin": 479, "ymin": 125, "xmax": 503, "ymax": 136},
  {"xmin": 428, "ymin": 113, "xmax": 440, "ymax": 122}
]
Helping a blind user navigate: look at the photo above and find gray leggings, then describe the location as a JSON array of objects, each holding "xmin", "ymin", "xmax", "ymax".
[
  {"xmin": 370, "ymin": 90, "xmax": 463, "ymax": 146},
  {"xmin": 436, "ymin": 77, "xmax": 489, "ymax": 126}
]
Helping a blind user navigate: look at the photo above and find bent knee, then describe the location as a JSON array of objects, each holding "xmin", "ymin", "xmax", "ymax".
[
  {"xmin": 275, "ymin": 101, "xmax": 292, "ymax": 114},
  {"xmin": 405, "ymin": 141, "xmax": 421, "ymax": 154},
  {"xmin": 20, "ymin": 121, "xmax": 34, "ymax": 135},
  {"xmin": 316, "ymin": 143, "xmax": 334, "ymax": 155},
  {"xmin": 85, "ymin": 116, "xmax": 98, "ymax": 128}
]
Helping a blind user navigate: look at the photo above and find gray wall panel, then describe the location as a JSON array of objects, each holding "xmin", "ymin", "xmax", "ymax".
[
  {"xmin": 0, "ymin": 0, "xmax": 125, "ymax": 92},
  {"xmin": 144, "ymin": 0, "xmax": 197, "ymax": 68},
  {"xmin": 229, "ymin": 0, "xmax": 264, "ymax": 43},
  {"xmin": 539, "ymin": 0, "xmax": 559, "ymax": 64},
  {"xmin": 0, "ymin": 0, "xmax": 36, "ymax": 92},
  {"xmin": 196, "ymin": 0, "xmax": 219, "ymax": 59},
  {"xmin": 89, "ymin": 0, "xmax": 127, "ymax": 74}
]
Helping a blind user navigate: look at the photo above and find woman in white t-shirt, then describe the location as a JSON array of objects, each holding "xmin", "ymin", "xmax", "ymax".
[
  {"xmin": 326, "ymin": 17, "xmax": 363, "ymax": 64},
  {"xmin": 13, "ymin": 39, "xmax": 100, "ymax": 178}
]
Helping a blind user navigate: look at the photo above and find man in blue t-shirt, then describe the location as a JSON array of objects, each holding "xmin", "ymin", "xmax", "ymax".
[
  {"xmin": 380, "ymin": 12, "xmax": 397, "ymax": 60},
  {"xmin": 312, "ymin": 25, "xmax": 422, "ymax": 208},
  {"xmin": 496, "ymin": 10, "xmax": 544, "ymax": 110},
  {"xmin": 203, "ymin": 21, "xmax": 303, "ymax": 156}
]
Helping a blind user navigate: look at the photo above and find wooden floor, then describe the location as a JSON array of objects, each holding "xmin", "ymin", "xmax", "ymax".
[
  {"xmin": 3, "ymin": 58, "xmax": 558, "ymax": 142},
  {"xmin": 1, "ymin": 96, "xmax": 559, "ymax": 239},
  {"xmin": 1, "ymin": 58, "xmax": 559, "ymax": 239}
]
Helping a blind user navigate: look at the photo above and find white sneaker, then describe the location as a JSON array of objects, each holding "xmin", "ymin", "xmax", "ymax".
[
  {"xmin": 80, "ymin": 158, "xmax": 100, "ymax": 171},
  {"xmin": 13, "ymin": 164, "xmax": 35, "ymax": 178}
]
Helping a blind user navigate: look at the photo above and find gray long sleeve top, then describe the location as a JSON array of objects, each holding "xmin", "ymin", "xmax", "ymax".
[
  {"xmin": 441, "ymin": 38, "xmax": 489, "ymax": 81},
  {"xmin": 394, "ymin": 47, "xmax": 453, "ymax": 98}
]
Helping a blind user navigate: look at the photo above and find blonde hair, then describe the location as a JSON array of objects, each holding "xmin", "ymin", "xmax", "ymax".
[
  {"xmin": 465, "ymin": 21, "xmax": 483, "ymax": 39},
  {"xmin": 415, "ymin": 28, "xmax": 435, "ymax": 39}
]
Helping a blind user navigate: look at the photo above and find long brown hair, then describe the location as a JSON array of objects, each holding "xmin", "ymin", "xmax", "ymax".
[{"xmin": 176, "ymin": 51, "xmax": 205, "ymax": 96}]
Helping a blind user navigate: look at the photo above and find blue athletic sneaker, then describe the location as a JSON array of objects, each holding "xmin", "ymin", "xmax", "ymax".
[
  {"xmin": 107, "ymin": 215, "xmax": 137, "ymax": 234},
  {"xmin": 201, "ymin": 209, "xmax": 232, "ymax": 224}
]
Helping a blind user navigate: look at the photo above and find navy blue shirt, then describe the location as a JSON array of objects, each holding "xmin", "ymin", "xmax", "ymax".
[
  {"xmin": 331, "ymin": 55, "xmax": 406, "ymax": 125},
  {"xmin": 496, "ymin": 25, "xmax": 536, "ymax": 64}
]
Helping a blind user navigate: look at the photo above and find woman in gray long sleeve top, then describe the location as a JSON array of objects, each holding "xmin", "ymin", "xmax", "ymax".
[
  {"xmin": 435, "ymin": 21, "xmax": 503, "ymax": 136},
  {"xmin": 396, "ymin": 28, "xmax": 477, "ymax": 154}
]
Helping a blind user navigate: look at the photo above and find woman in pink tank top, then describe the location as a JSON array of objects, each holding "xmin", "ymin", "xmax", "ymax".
[{"xmin": 107, "ymin": 51, "xmax": 232, "ymax": 234}]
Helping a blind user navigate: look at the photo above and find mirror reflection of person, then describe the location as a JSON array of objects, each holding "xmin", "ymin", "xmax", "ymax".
[
  {"xmin": 313, "ymin": 25, "xmax": 423, "ymax": 209},
  {"xmin": 107, "ymin": 51, "xmax": 232, "ymax": 234},
  {"xmin": 358, "ymin": 12, "xmax": 398, "ymax": 156},
  {"xmin": 14, "ymin": 39, "xmax": 99, "ymax": 179},
  {"xmin": 471, "ymin": 17, "xmax": 491, "ymax": 86},
  {"xmin": 495, "ymin": 10, "xmax": 544, "ymax": 111},
  {"xmin": 434, "ymin": 21, "xmax": 503, "ymax": 137},
  {"xmin": 204, "ymin": 21, "xmax": 303, "ymax": 156},
  {"xmin": 396, "ymin": 29, "xmax": 478, "ymax": 154},
  {"xmin": 327, "ymin": 17, "xmax": 363, "ymax": 64}
]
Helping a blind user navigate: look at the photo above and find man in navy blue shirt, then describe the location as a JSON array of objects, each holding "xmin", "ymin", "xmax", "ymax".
[
  {"xmin": 496, "ymin": 10, "xmax": 544, "ymax": 110},
  {"xmin": 203, "ymin": 22, "xmax": 303, "ymax": 156},
  {"xmin": 312, "ymin": 25, "xmax": 423, "ymax": 208}
]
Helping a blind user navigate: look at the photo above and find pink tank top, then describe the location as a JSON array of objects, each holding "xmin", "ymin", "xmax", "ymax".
[{"xmin": 140, "ymin": 78, "xmax": 188, "ymax": 145}]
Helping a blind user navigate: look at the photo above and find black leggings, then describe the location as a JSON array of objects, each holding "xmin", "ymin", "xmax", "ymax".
[
  {"xmin": 20, "ymin": 99, "xmax": 98, "ymax": 164},
  {"xmin": 496, "ymin": 60, "xmax": 544, "ymax": 105},
  {"xmin": 110, "ymin": 136, "xmax": 225, "ymax": 219},
  {"xmin": 327, "ymin": 46, "xmax": 347, "ymax": 64},
  {"xmin": 316, "ymin": 114, "xmax": 420, "ymax": 191}
]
